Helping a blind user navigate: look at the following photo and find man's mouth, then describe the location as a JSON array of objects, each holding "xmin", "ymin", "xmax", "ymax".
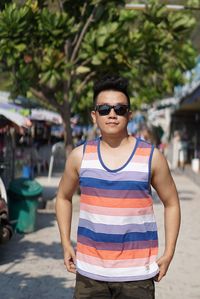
[{"xmin": 106, "ymin": 122, "xmax": 118, "ymax": 125}]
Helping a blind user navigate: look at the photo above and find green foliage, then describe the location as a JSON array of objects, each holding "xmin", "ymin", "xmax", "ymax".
[
  {"xmin": 123, "ymin": 0, "xmax": 197, "ymax": 103},
  {"xmin": 0, "ymin": 4, "xmax": 34, "ymax": 64},
  {"xmin": 36, "ymin": 8, "xmax": 77, "ymax": 48},
  {"xmin": 187, "ymin": 0, "xmax": 200, "ymax": 8},
  {"xmin": 38, "ymin": 48, "xmax": 70, "ymax": 88},
  {"xmin": 0, "ymin": 0, "xmax": 12, "ymax": 11},
  {"xmin": 0, "ymin": 0, "xmax": 198, "ymax": 141}
]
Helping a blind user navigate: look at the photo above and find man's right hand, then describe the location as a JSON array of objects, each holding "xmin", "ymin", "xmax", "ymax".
[{"xmin": 64, "ymin": 245, "xmax": 76, "ymax": 274}]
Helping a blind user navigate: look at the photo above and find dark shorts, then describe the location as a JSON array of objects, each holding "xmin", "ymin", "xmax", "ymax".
[{"xmin": 73, "ymin": 272, "xmax": 155, "ymax": 299}]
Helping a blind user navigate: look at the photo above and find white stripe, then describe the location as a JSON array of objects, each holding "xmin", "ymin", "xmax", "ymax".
[
  {"xmin": 79, "ymin": 210, "xmax": 156, "ymax": 225},
  {"xmin": 77, "ymin": 260, "xmax": 158, "ymax": 277},
  {"xmin": 77, "ymin": 252, "xmax": 157, "ymax": 268},
  {"xmin": 81, "ymin": 160, "xmax": 148, "ymax": 173},
  {"xmin": 81, "ymin": 160, "xmax": 104, "ymax": 170},
  {"xmin": 124, "ymin": 162, "xmax": 148, "ymax": 172}
]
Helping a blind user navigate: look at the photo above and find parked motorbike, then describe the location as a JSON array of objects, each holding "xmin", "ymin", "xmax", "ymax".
[{"xmin": 0, "ymin": 177, "xmax": 13, "ymax": 244}]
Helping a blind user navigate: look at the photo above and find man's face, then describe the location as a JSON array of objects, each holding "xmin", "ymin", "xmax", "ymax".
[{"xmin": 91, "ymin": 90, "xmax": 131, "ymax": 136}]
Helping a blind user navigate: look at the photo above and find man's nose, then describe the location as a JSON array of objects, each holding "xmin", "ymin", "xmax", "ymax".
[{"xmin": 108, "ymin": 107, "xmax": 117, "ymax": 117}]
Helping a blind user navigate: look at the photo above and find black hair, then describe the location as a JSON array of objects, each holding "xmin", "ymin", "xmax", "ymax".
[{"xmin": 93, "ymin": 74, "xmax": 130, "ymax": 107}]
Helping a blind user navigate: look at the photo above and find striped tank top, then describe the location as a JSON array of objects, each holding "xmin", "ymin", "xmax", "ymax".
[{"xmin": 77, "ymin": 137, "xmax": 159, "ymax": 282}]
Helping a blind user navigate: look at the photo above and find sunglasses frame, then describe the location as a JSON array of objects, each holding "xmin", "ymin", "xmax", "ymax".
[{"xmin": 95, "ymin": 104, "xmax": 130, "ymax": 116}]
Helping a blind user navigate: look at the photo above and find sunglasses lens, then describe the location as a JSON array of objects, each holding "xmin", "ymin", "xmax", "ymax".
[
  {"xmin": 96, "ymin": 104, "xmax": 129, "ymax": 116},
  {"xmin": 114, "ymin": 105, "xmax": 128, "ymax": 116},
  {"xmin": 97, "ymin": 105, "xmax": 111, "ymax": 116}
]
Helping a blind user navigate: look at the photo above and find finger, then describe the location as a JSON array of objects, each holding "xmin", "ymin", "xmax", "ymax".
[
  {"xmin": 65, "ymin": 263, "xmax": 76, "ymax": 273},
  {"xmin": 157, "ymin": 269, "xmax": 166, "ymax": 282},
  {"xmin": 69, "ymin": 264, "xmax": 76, "ymax": 273},
  {"xmin": 68, "ymin": 264, "xmax": 76, "ymax": 274},
  {"xmin": 68, "ymin": 259, "xmax": 76, "ymax": 267},
  {"xmin": 153, "ymin": 274, "xmax": 159, "ymax": 282},
  {"xmin": 68, "ymin": 266, "xmax": 76, "ymax": 273},
  {"xmin": 64, "ymin": 257, "xmax": 72, "ymax": 268},
  {"xmin": 64, "ymin": 257, "xmax": 76, "ymax": 273}
]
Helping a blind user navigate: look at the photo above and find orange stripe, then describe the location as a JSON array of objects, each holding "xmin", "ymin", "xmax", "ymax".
[
  {"xmin": 80, "ymin": 194, "xmax": 153, "ymax": 208},
  {"xmin": 77, "ymin": 243, "xmax": 158, "ymax": 260},
  {"xmin": 135, "ymin": 148, "xmax": 151, "ymax": 156},
  {"xmin": 85, "ymin": 145, "xmax": 97, "ymax": 153}
]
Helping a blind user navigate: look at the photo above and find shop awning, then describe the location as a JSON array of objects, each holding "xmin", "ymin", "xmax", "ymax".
[
  {"xmin": 179, "ymin": 83, "xmax": 200, "ymax": 111},
  {"xmin": 0, "ymin": 108, "xmax": 32, "ymax": 128},
  {"xmin": 30, "ymin": 109, "xmax": 62, "ymax": 124}
]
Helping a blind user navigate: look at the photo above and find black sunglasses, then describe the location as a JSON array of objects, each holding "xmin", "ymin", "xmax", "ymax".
[{"xmin": 95, "ymin": 104, "xmax": 130, "ymax": 116}]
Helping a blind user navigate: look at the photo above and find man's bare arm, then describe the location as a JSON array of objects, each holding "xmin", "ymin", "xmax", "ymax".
[
  {"xmin": 55, "ymin": 145, "xmax": 83, "ymax": 273},
  {"xmin": 151, "ymin": 148, "xmax": 181, "ymax": 282}
]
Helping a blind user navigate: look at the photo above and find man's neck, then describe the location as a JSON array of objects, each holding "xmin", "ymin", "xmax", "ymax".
[{"xmin": 100, "ymin": 132, "xmax": 133, "ymax": 149}]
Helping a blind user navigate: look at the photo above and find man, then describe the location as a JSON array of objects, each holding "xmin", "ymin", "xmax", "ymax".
[{"xmin": 56, "ymin": 74, "xmax": 181, "ymax": 299}]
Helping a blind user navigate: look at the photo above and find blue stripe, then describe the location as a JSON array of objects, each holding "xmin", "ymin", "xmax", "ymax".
[
  {"xmin": 80, "ymin": 177, "xmax": 148, "ymax": 190},
  {"xmin": 80, "ymin": 169, "xmax": 148, "ymax": 182},
  {"xmin": 137, "ymin": 138, "xmax": 152, "ymax": 148},
  {"xmin": 78, "ymin": 235, "xmax": 158, "ymax": 251},
  {"xmin": 78, "ymin": 219, "xmax": 157, "ymax": 234},
  {"xmin": 80, "ymin": 187, "xmax": 150, "ymax": 198},
  {"xmin": 78, "ymin": 227, "xmax": 158, "ymax": 243}
]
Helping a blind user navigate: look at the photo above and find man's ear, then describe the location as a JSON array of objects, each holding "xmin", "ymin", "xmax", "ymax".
[
  {"xmin": 128, "ymin": 111, "xmax": 132, "ymax": 122},
  {"xmin": 91, "ymin": 110, "xmax": 96, "ymax": 124}
]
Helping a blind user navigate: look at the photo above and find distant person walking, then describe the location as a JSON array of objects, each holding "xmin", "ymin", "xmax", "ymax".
[
  {"xmin": 137, "ymin": 124, "xmax": 156, "ymax": 145},
  {"xmin": 56, "ymin": 74, "xmax": 181, "ymax": 299},
  {"xmin": 172, "ymin": 130, "xmax": 188, "ymax": 170}
]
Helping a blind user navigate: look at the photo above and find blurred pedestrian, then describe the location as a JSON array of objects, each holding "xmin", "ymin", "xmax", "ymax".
[
  {"xmin": 137, "ymin": 124, "xmax": 156, "ymax": 145},
  {"xmin": 172, "ymin": 130, "xmax": 185, "ymax": 169},
  {"xmin": 56, "ymin": 74, "xmax": 181, "ymax": 299}
]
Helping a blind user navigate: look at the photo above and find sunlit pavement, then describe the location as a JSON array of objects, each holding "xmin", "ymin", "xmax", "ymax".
[
  {"xmin": 0, "ymin": 172, "xmax": 78, "ymax": 299},
  {"xmin": 0, "ymin": 170, "xmax": 200, "ymax": 299},
  {"xmin": 155, "ymin": 170, "xmax": 200, "ymax": 299}
]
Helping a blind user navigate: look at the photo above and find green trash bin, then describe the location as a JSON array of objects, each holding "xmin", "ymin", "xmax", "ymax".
[{"xmin": 8, "ymin": 178, "xmax": 43, "ymax": 233}]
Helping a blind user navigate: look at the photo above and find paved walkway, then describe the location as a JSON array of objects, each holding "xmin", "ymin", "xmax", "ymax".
[
  {"xmin": 0, "ymin": 170, "xmax": 200, "ymax": 299},
  {"xmin": 154, "ymin": 171, "xmax": 200, "ymax": 299}
]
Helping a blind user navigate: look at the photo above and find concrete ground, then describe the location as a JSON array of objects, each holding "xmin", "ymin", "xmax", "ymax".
[{"xmin": 0, "ymin": 170, "xmax": 200, "ymax": 299}]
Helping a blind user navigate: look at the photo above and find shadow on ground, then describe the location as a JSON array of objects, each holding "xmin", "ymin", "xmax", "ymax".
[
  {"xmin": 0, "ymin": 271, "xmax": 74, "ymax": 299},
  {"xmin": 42, "ymin": 186, "xmax": 57, "ymax": 201},
  {"xmin": 0, "ymin": 210, "xmax": 76, "ymax": 299},
  {"xmin": 0, "ymin": 211, "xmax": 64, "ymax": 265},
  {"xmin": 35, "ymin": 210, "xmax": 56, "ymax": 230}
]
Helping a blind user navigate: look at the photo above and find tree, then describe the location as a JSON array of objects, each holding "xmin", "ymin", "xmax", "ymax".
[
  {"xmin": 0, "ymin": 0, "xmax": 197, "ymax": 150},
  {"xmin": 0, "ymin": 0, "xmax": 12, "ymax": 10},
  {"xmin": 160, "ymin": 0, "xmax": 200, "ymax": 51}
]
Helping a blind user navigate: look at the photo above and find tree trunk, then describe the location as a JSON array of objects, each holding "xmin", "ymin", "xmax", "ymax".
[{"xmin": 60, "ymin": 101, "xmax": 73, "ymax": 156}]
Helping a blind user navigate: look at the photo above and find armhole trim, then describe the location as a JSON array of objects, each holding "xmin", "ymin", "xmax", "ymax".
[
  {"xmin": 148, "ymin": 144, "xmax": 155, "ymax": 194},
  {"xmin": 78, "ymin": 141, "xmax": 87, "ymax": 177}
]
